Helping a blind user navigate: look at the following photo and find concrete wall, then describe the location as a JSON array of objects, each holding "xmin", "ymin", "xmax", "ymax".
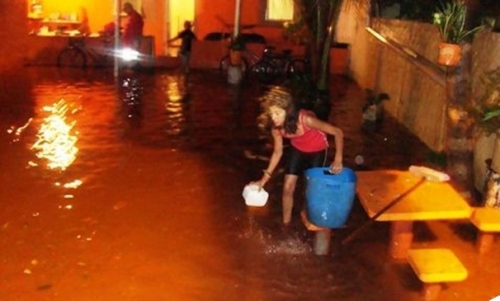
[
  {"xmin": 1, "ymin": 1, "xmax": 28, "ymax": 71},
  {"xmin": 0, "ymin": 1, "xmax": 36, "ymax": 126}
]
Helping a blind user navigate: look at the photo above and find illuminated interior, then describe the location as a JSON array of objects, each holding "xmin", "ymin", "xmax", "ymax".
[{"xmin": 26, "ymin": 0, "xmax": 291, "ymax": 57}]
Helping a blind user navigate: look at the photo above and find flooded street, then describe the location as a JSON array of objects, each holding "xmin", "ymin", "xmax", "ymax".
[{"xmin": 1, "ymin": 67, "xmax": 499, "ymax": 301}]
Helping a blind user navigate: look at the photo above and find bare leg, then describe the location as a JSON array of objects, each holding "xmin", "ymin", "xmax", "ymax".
[{"xmin": 282, "ymin": 174, "xmax": 298, "ymax": 224}]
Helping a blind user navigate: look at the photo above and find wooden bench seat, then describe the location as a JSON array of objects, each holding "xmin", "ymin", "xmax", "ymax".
[
  {"xmin": 470, "ymin": 207, "xmax": 500, "ymax": 254},
  {"xmin": 407, "ymin": 248, "xmax": 468, "ymax": 300}
]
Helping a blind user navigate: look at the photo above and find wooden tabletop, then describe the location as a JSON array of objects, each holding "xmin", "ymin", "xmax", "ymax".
[{"xmin": 356, "ymin": 170, "xmax": 472, "ymax": 221}]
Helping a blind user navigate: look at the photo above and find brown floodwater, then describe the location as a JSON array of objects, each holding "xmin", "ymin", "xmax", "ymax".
[{"xmin": 1, "ymin": 66, "xmax": 499, "ymax": 301}]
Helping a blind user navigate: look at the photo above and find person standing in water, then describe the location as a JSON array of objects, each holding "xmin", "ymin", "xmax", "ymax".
[
  {"xmin": 251, "ymin": 86, "xmax": 344, "ymax": 225},
  {"xmin": 122, "ymin": 2, "xmax": 144, "ymax": 50},
  {"xmin": 168, "ymin": 21, "xmax": 197, "ymax": 73}
]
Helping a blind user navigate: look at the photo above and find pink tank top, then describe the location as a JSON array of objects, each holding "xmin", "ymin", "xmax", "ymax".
[{"xmin": 282, "ymin": 110, "xmax": 328, "ymax": 152}]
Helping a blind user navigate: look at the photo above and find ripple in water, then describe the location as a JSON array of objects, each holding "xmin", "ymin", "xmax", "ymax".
[{"xmin": 239, "ymin": 217, "xmax": 312, "ymax": 255}]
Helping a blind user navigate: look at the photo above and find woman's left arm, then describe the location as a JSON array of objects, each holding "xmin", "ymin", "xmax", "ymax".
[{"xmin": 305, "ymin": 115, "xmax": 344, "ymax": 172}]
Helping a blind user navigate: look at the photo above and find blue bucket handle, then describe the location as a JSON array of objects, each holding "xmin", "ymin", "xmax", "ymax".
[
  {"xmin": 305, "ymin": 167, "xmax": 357, "ymax": 183},
  {"xmin": 323, "ymin": 168, "xmax": 336, "ymax": 175}
]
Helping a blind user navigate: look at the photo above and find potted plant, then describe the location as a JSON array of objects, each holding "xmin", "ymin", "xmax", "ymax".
[
  {"xmin": 361, "ymin": 90, "xmax": 390, "ymax": 131},
  {"xmin": 281, "ymin": 0, "xmax": 345, "ymax": 121},
  {"xmin": 433, "ymin": 0, "xmax": 485, "ymax": 66}
]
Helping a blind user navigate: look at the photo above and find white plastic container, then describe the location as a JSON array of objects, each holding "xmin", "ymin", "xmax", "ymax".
[
  {"xmin": 408, "ymin": 165, "xmax": 450, "ymax": 182},
  {"xmin": 242, "ymin": 184, "xmax": 269, "ymax": 207}
]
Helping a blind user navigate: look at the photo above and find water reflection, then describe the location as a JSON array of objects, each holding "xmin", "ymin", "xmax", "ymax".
[
  {"xmin": 120, "ymin": 76, "xmax": 143, "ymax": 128},
  {"xmin": 0, "ymin": 68, "xmax": 455, "ymax": 301},
  {"xmin": 7, "ymin": 118, "xmax": 32, "ymax": 143},
  {"xmin": 30, "ymin": 99, "xmax": 79, "ymax": 171},
  {"xmin": 162, "ymin": 74, "xmax": 190, "ymax": 136}
]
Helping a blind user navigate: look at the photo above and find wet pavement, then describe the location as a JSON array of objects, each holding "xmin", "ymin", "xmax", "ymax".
[{"xmin": 1, "ymin": 66, "xmax": 499, "ymax": 301}]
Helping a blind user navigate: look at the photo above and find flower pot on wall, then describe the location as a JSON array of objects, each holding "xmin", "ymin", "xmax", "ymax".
[{"xmin": 438, "ymin": 43, "xmax": 462, "ymax": 66}]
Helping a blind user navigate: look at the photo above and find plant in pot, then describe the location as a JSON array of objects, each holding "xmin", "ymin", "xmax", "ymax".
[
  {"xmin": 469, "ymin": 67, "xmax": 500, "ymax": 207},
  {"xmin": 433, "ymin": 0, "xmax": 485, "ymax": 66},
  {"xmin": 283, "ymin": 0, "xmax": 345, "ymax": 121},
  {"xmin": 361, "ymin": 89, "xmax": 390, "ymax": 131}
]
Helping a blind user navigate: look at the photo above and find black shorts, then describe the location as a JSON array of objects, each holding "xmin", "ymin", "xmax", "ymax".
[{"xmin": 285, "ymin": 145, "xmax": 327, "ymax": 176}]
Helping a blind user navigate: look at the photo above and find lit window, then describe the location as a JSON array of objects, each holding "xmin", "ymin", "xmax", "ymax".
[{"xmin": 266, "ymin": 0, "xmax": 293, "ymax": 21}]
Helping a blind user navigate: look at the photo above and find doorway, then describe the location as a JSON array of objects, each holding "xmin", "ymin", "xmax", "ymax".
[{"xmin": 165, "ymin": 0, "xmax": 195, "ymax": 56}]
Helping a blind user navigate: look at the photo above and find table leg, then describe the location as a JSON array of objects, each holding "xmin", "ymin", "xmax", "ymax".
[
  {"xmin": 476, "ymin": 232, "xmax": 495, "ymax": 254},
  {"xmin": 389, "ymin": 220, "xmax": 413, "ymax": 259},
  {"xmin": 422, "ymin": 283, "xmax": 442, "ymax": 300},
  {"xmin": 313, "ymin": 229, "xmax": 332, "ymax": 256}
]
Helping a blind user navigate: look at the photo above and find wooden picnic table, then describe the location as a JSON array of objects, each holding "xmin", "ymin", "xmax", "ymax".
[{"xmin": 356, "ymin": 170, "xmax": 472, "ymax": 259}]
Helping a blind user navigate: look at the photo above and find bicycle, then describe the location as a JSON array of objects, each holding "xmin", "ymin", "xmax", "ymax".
[
  {"xmin": 56, "ymin": 35, "xmax": 115, "ymax": 68},
  {"xmin": 249, "ymin": 46, "xmax": 310, "ymax": 84}
]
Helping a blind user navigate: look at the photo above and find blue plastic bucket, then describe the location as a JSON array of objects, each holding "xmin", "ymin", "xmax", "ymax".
[{"xmin": 305, "ymin": 167, "xmax": 357, "ymax": 228}]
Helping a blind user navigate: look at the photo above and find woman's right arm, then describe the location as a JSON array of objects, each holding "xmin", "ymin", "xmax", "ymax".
[{"xmin": 256, "ymin": 129, "xmax": 283, "ymax": 189}]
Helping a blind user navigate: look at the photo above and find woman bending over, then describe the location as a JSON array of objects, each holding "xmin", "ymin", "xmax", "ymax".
[{"xmin": 252, "ymin": 86, "xmax": 344, "ymax": 225}]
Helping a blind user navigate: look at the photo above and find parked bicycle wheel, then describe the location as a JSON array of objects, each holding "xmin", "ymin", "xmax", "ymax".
[
  {"xmin": 288, "ymin": 58, "xmax": 310, "ymax": 76},
  {"xmin": 57, "ymin": 48, "xmax": 87, "ymax": 68},
  {"xmin": 219, "ymin": 55, "xmax": 249, "ymax": 75},
  {"xmin": 250, "ymin": 61, "xmax": 276, "ymax": 84}
]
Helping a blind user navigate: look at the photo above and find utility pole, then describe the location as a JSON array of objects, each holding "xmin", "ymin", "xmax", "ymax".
[
  {"xmin": 233, "ymin": 0, "xmax": 241, "ymax": 38},
  {"xmin": 113, "ymin": 0, "xmax": 120, "ymax": 77},
  {"xmin": 227, "ymin": 0, "xmax": 243, "ymax": 86}
]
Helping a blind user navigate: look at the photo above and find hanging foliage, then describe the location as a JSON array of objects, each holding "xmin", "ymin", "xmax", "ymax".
[{"xmin": 291, "ymin": 0, "xmax": 345, "ymax": 90}]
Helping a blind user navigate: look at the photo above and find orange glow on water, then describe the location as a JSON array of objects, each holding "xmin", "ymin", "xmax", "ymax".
[{"xmin": 31, "ymin": 99, "xmax": 79, "ymax": 170}]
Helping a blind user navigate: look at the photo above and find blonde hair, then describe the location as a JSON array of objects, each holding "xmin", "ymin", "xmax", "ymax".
[{"xmin": 258, "ymin": 86, "xmax": 299, "ymax": 134}]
